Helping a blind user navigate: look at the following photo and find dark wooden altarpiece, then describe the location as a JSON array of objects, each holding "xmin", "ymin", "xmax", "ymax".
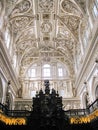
[{"xmin": 27, "ymin": 80, "xmax": 69, "ymax": 130}]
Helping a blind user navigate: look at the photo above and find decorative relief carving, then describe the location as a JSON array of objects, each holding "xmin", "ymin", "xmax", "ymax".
[
  {"xmin": 75, "ymin": 0, "xmax": 86, "ymax": 13},
  {"xmin": 16, "ymin": 28, "xmax": 36, "ymax": 44},
  {"xmin": 11, "ymin": 0, "xmax": 31, "ymax": 16},
  {"xmin": 42, "ymin": 14, "xmax": 50, "ymax": 20},
  {"xmin": 43, "ymin": 36, "xmax": 50, "ymax": 41},
  {"xmin": 61, "ymin": 0, "xmax": 82, "ymax": 17},
  {"xmin": 16, "ymin": 41, "xmax": 37, "ymax": 54},
  {"xmin": 10, "ymin": 16, "xmax": 34, "ymax": 33},
  {"xmin": 19, "ymin": 67, "xmax": 26, "ymax": 76},
  {"xmin": 60, "ymin": 15, "xmax": 80, "ymax": 39},
  {"xmin": 76, "ymin": 43, "xmax": 83, "ymax": 68},
  {"xmin": 41, "ymin": 21, "xmax": 52, "ymax": 33},
  {"xmin": 3, "ymin": 0, "xmax": 87, "ymax": 105},
  {"xmin": 56, "ymin": 26, "xmax": 76, "ymax": 51},
  {"xmin": 63, "ymin": 99, "xmax": 81, "ymax": 110},
  {"xmin": 21, "ymin": 49, "xmax": 39, "ymax": 66},
  {"xmin": 38, "ymin": 0, "xmax": 54, "ymax": 12}
]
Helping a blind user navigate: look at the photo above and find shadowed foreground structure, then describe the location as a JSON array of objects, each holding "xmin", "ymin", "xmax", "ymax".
[{"xmin": 0, "ymin": 80, "xmax": 98, "ymax": 130}]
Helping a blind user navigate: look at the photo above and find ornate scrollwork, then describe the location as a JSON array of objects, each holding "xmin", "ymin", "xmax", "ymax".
[
  {"xmin": 10, "ymin": 16, "xmax": 34, "ymax": 32},
  {"xmin": 11, "ymin": 0, "xmax": 31, "ymax": 16},
  {"xmin": 61, "ymin": 0, "xmax": 82, "ymax": 17},
  {"xmin": 38, "ymin": 0, "xmax": 54, "ymax": 12}
]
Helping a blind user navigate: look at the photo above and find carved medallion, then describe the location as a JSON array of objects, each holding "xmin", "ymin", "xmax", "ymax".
[
  {"xmin": 61, "ymin": 0, "xmax": 81, "ymax": 16},
  {"xmin": 41, "ymin": 22, "xmax": 52, "ymax": 33},
  {"xmin": 11, "ymin": 0, "xmax": 31, "ymax": 16}
]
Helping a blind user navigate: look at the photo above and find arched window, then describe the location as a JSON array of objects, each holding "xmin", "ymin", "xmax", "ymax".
[
  {"xmin": 58, "ymin": 68, "xmax": 63, "ymax": 77},
  {"xmin": 27, "ymin": 64, "xmax": 37, "ymax": 78},
  {"xmin": 57, "ymin": 63, "xmax": 68, "ymax": 78},
  {"xmin": 26, "ymin": 62, "xmax": 69, "ymax": 80},
  {"xmin": 43, "ymin": 64, "xmax": 51, "ymax": 77},
  {"xmin": 28, "ymin": 68, "xmax": 36, "ymax": 77}
]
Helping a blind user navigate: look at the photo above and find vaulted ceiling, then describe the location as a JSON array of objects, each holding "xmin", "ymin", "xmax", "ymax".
[{"xmin": 5, "ymin": 0, "xmax": 86, "ymax": 78}]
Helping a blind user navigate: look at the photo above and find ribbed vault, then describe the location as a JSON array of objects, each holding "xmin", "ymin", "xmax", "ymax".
[{"xmin": 4, "ymin": 0, "xmax": 87, "ymax": 98}]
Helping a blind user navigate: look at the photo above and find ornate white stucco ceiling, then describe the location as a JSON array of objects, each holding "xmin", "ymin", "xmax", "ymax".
[{"xmin": 5, "ymin": 0, "xmax": 86, "ymax": 77}]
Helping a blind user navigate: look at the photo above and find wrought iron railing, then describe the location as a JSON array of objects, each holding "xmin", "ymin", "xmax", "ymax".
[
  {"xmin": 0, "ymin": 102, "xmax": 31, "ymax": 117},
  {"xmin": 64, "ymin": 98, "xmax": 98, "ymax": 117},
  {"xmin": 87, "ymin": 98, "xmax": 98, "ymax": 114},
  {"xmin": 0, "ymin": 98, "xmax": 98, "ymax": 118},
  {"xmin": 7, "ymin": 110, "xmax": 31, "ymax": 117},
  {"xmin": 64, "ymin": 108, "xmax": 88, "ymax": 117},
  {"xmin": 0, "ymin": 102, "xmax": 8, "ymax": 114}
]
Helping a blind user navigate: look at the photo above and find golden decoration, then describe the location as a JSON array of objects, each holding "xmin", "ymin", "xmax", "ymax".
[
  {"xmin": 0, "ymin": 109, "xmax": 98, "ymax": 125},
  {"xmin": 70, "ymin": 109, "xmax": 98, "ymax": 124},
  {"xmin": 0, "ymin": 112, "xmax": 26, "ymax": 125}
]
